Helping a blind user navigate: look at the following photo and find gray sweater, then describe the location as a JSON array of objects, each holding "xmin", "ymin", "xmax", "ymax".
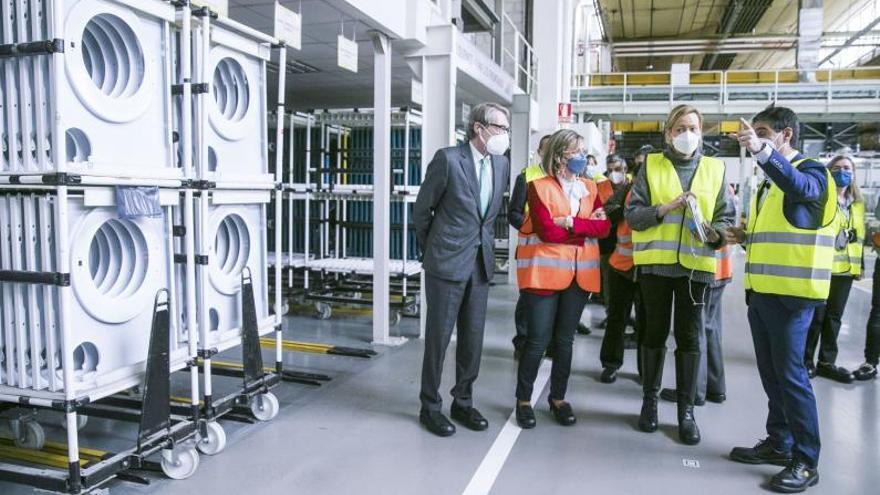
[{"xmin": 625, "ymin": 147, "xmax": 736, "ymax": 285}]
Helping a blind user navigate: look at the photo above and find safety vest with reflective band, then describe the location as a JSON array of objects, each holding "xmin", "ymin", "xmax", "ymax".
[
  {"xmin": 715, "ymin": 245, "xmax": 733, "ymax": 281},
  {"xmin": 597, "ymin": 179, "xmax": 614, "ymax": 204},
  {"xmin": 609, "ymin": 192, "xmax": 634, "ymax": 272},
  {"xmin": 517, "ymin": 177, "xmax": 601, "ymax": 292},
  {"xmin": 631, "ymin": 153, "xmax": 725, "ymax": 274},
  {"xmin": 517, "ymin": 164, "xmax": 547, "ymax": 236},
  {"xmin": 831, "ymin": 201, "xmax": 865, "ymax": 277},
  {"xmin": 744, "ymin": 160, "xmax": 837, "ymax": 300}
]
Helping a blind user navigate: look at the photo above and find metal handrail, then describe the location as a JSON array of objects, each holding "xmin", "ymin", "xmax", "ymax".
[
  {"xmin": 574, "ymin": 66, "xmax": 880, "ymax": 88},
  {"xmin": 500, "ymin": 11, "xmax": 538, "ymax": 95}
]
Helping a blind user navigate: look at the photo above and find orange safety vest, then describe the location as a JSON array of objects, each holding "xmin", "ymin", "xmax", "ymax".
[
  {"xmin": 609, "ymin": 191, "xmax": 633, "ymax": 272},
  {"xmin": 715, "ymin": 244, "xmax": 733, "ymax": 281},
  {"xmin": 517, "ymin": 177, "xmax": 601, "ymax": 292},
  {"xmin": 597, "ymin": 179, "xmax": 614, "ymax": 205}
]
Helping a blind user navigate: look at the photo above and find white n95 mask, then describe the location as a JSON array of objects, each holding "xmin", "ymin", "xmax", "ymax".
[{"xmin": 672, "ymin": 131, "xmax": 701, "ymax": 156}]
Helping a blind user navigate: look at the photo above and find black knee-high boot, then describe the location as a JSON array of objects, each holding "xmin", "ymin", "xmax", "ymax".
[
  {"xmin": 639, "ymin": 346, "xmax": 665, "ymax": 432},
  {"xmin": 676, "ymin": 351, "xmax": 701, "ymax": 445}
]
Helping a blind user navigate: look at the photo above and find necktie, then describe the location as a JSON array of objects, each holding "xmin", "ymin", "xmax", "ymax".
[{"xmin": 479, "ymin": 156, "xmax": 492, "ymax": 217}]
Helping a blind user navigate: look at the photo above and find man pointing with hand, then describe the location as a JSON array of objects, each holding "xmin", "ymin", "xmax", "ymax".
[{"xmin": 727, "ymin": 106, "xmax": 836, "ymax": 494}]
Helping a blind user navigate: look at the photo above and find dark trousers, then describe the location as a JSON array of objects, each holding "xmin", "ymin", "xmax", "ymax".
[
  {"xmin": 419, "ymin": 257, "xmax": 490, "ymax": 412},
  {"xmin": 865, "ymin": 261, "xmax": 880, "ymax": 366},
  {"xmin": 699, "ymin": 284, "xmax": 726, "ymax": 400},
  {"xmin": 513, "ymin": 293, "xmax": 527, "ymax": 347},
  {"xmin": 599, "ymin": 253, "xmax": 612, "ymax": 309},
  {"xmin": 600, "ymin": 268, "xmax": 637, "ymax": 370},
  {"xmin": 515, "ymin": 283, "xmax": 589, "ymax": 401},
  {"xmin": 748, "ymin": 292, "xmax": 821, "ymax": 466},
  {"xmin": 638, "ymin": 274, "xmax": 703, "ymax": 353},
  {"xmin": 805, "ymin": 275, "xmax": 854, "ymax": 365}
]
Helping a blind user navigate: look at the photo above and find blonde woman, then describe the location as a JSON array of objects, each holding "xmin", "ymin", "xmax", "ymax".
[
  {"xmin": 804, "ymin": 155, "xmax": 866, "ymax": 383},
  {"xmin": 625, "ymin": 104, "xmax": 735, "ymax": 445}
]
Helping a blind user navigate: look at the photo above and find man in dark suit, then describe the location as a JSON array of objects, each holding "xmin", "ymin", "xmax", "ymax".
[{"xmin": 414, "ymin": 102, "xmax": 511, "ymax": 437}]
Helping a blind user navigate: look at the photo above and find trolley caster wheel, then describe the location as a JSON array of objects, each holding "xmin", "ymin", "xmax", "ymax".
[
  {"xmin": 250, "ymin": 392, "xmax": 280, "ymax": 421},
  {"xmin": 389, "ymin": 311, "xmax": 401, "ymax": 327},
  {"xmin": 161, "ymin": 447, "xmax": 200, "ymax": 480},
  {"xmin": 14, "ymin": 421, "xmax": 46, "ymax": 450},
  {"xmin": 402, "ymin": 304, "xmax": 419, "ymax": 317},
  {"xmin": 315, "ymin": 302, "xmax": 332, "ymax": 320},
  {"xmin": 196, "ymin": 421, "xmax": 227, "ymax": 456},
  {"xmin": 61, "ymin": 415, "xmax": 88, "ymax": 431},
  {"xmin": 495, "ymin": 259, "xmax": 509, "ymax": 272}
]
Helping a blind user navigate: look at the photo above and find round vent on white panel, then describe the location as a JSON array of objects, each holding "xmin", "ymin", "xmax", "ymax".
[
  {"xmin": 208, "ymin": 48, "xmax": 257, "ymax": 141},
  {"xmin": 71, "ymin": 210, "xmax": 162, "ymax": 324},
  {"xmin": 209, "ymin": 211, "xmax": 253, "ymax": 295},
  {"xmin": 65, "ymin": 3, "xmax": 154, "ymax": 123}
]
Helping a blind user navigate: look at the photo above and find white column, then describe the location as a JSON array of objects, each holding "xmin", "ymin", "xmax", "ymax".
[
  {"xmin": 533, "ymin": 0, "xmax": 575, "ymax": 132},
  {"xmin": 507, "ymin": 93, "xmax": 531, "ymax": 285},
  {"xmin": 407, "ymin": 25, "xmax": 457, "ymax": 338},
  {"xmin": 371, "ymin": 31, "xmax": 398, "ymax": 346}
]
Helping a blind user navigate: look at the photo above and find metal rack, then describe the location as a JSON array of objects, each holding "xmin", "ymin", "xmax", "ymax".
[{"xmin": 274, "ymin": 109, "xmax": 424, "ymax": 325}]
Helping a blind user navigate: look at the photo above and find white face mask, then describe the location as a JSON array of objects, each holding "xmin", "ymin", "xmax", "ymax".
[
  {"xmin": 481, "ymin": 125, "xmax": 510, "ymax": 155},
  {"xmin": 586, "ymin": 165, "xmax": 600, "ymax": 177},
  {"xmin": 610, "ymin": 171, "xmax": 625, "ymax": 184},
  {"xmin": 672, "ymin": 130, "xmax": 701, "ymax": 156}
]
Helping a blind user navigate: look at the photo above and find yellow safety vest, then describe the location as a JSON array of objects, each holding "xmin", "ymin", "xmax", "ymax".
[
  {"xmin": 517, "ymin": 164, "xmax": 546, "ymax": 236},
  {"xmin": 831, "ymin": 201, "xmax": 865, "ymax": 277},
  {"xmin": 631, "ymin": 153, "xmax": 725, "ymax": 274},
  {"xmin": 744, "ymin": 159, "xmax": 837, "ymax": 300}
]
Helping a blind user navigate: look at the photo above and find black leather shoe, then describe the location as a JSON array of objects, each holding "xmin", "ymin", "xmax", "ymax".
[
  {"xmin": 769, "ymin": 460, "xmax": 819, "ymax": 493},
  {"xmin": 638, "ymin": 346, "xmax": 665, "ymax": 433},
  {"xmin": 677, "ymin": 402, "xmax": 700, "ymax": 445},
  {"xmin": 805, "ymin": 361, "xmax": 817, "ymax": 379},
  {"xmin": 420, "ymin": 410, "xmax": 455, "ymax": 437},
  {"xmin": 816, "ymin": 362, "xmax": 853, "ymax": 384},
  {"xmin": 576, "ymin": 322, "xmax": 592, "ymax": 335},
  {"xmin": 705, "ymin": 392, "xmax": 726, "ymax": 404},
  {"xmin": 450, "ymin": 403, "xmax": 488, "ymax": 431},
  {"xmin": 660, "ymin": 387, "xmax": 705, "ymax": 406},
  {"xmin": 516, "ymin": 403, "xmax": 536, "ymax": 429},
  {"xmin": 660, "ymin": 387, "xmax": 677, "ymax": 402},
  {"xmin": 549, "ymin": 399, "xmax": 576, "ymax": 426},
  {"xmin": 853, "ymin": 362, "xmax": 878, "ymax": 381},
  {"xmin": 600, "ymin": 367, "xmax": 617, "ymax": 384},
  {"xmin": 730, "ymin": 438, "xmax": 793, "ymax": 466}
]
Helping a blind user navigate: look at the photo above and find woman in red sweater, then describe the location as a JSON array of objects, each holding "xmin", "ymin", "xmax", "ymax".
[{"xmin": 514, "ymin": 129, "xmax": 610, "ymax": 428}]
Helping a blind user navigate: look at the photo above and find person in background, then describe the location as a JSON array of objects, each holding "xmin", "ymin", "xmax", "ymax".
[
  {"xmin": 414, "ymin": 102, "xmax": 511, "ymax": 438},
  {"xmin": 856, "ymin": 211, "xmax": 880, "ymax": 381},
  {"xmin": 586, "ymin": 154, "xmax": 600, "ymax": 179},
  {"xmin": 660, "ymin": 185, "xmax": 736, "ymax": 406},
  {"xmin": 626, "ymin": 104, "xmax": 734, "ymax": 446},
  {"xmin": 803, "ymin": 155, "xmax": 865, "ymax": 384},
  {"xmin": 514, "ymin": 129, "xmax": 610, "ymax": 429},
  {"xmin": 631, "ymin": 144, "xmax": 655, "ymax": 179},
  {"xmin": 594, "ymin": 155, "xmax": 628, "ymax": 333},
  {"xmin": 598, "ymin": 157, "xmax": 642, "ymax": 384},
  {"xmin": 727, "ymin": 107, "xmax": 836, "ymax": 493},
  {"xmin": 509, "ymin": 134, "xmax": 552, "ymax": 359}
]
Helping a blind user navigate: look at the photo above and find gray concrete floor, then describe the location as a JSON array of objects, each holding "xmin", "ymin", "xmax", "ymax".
[{"xmin": 1, "ymin": 253, "xmax": 877, "ymax": 494}]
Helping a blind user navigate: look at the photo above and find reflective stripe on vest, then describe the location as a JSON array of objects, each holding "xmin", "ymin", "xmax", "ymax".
[
  {"xmin": 830, "ymin": 201, "xmax": 865, "ymax": 277},
  {"xmin": 631, "ymin": 153, "xmax": 725, "ymax": 274},
  {"xmin": 517, "ymin": 177, "xmax": 601, "ymax": 292},
  {"xmin": 744, "ymin": 159, "xmax": 837, "ymax": 300},
  {"xmin": 609, "ymin": 191, "xmax": 634, "ymax": 272},
  {"xmin": 517, "ymin": 164, "xmax": 547, "ymax": 236}
]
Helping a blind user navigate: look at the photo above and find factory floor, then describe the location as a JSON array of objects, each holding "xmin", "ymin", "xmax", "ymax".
[{"xmin": 1, "ymin": 253, "xmax": 877, "ymax": 495}]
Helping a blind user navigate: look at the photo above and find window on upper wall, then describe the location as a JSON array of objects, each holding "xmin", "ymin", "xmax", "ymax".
[{"xmin": 820, "ymin": 0, "xmax": 880, "ymax": 68}]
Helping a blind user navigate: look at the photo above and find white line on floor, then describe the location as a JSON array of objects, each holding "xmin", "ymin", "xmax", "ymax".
[
  {"xmin": 853, "ymin": 278, "xmax": 873, "ymax": 294},
  {"xmin": 461, "ymin": 360, "xmax": 552, "ymax": 495}
]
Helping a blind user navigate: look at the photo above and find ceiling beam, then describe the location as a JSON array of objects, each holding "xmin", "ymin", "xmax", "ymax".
[{"xmin": 819, "ymin": 15, "xmax": 880, "ymax": 66}]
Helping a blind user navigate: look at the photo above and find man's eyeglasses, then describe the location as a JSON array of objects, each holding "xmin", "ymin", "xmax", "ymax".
[{"xmin": 483, "ymin": 122, "xmax": 510, "ymax": 133}]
